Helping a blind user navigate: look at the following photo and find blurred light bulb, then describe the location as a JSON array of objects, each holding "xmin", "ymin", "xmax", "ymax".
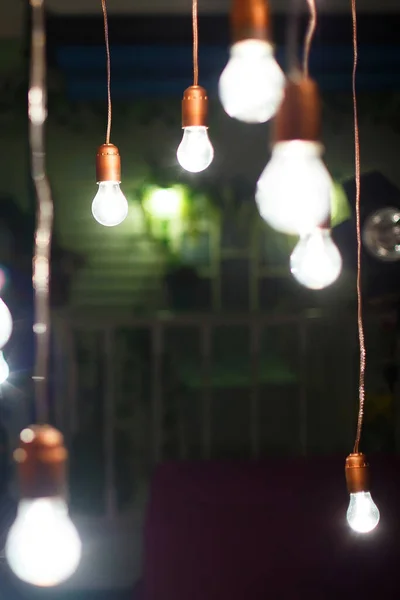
[
  {"xmin": 290, "ymin": 228, "xmax": 342, "ymax": 290},
  {"xmin": 256, "ymin": 141, "xmax": 332, "ymax": 235},
  {"xmin": 177, "ymin": 126, "xmax": 214, "ymax": 173},
  {"xmin": 219, "ymin": 40, "xmax": 284, "ymax": 123},
  {"xmin": 92, "ymin": 181, "xmax": 128, "ymax": 227},
  {"xmin": 6, "ymin": 497, "xmax": 81, "ymax": 587},
  {"xmin": 363, "ymin": 206, "xmax": 400, "ymax": 262},
  {"xmin": 0, "ymin": 298, "xmax": 12, "ymax": 349},
  {"xmin": 0, "ymin": 351, "xmax": 9, "ymax": 384},
  {"xmin": 347, "ymin": 492, "xmax": 380, "ymax": 534}
]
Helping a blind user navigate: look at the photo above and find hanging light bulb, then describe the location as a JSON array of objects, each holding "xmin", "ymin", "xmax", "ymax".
[
  {"xmin": 92, "ymin": 144, "xmax": 128, "ymax": 227},
  {"xmin": 363, "ymin": 206, "xmax": 400, "ymax": 262},
  {"xmin": 256, "ymin": 76, "xmax": 332, "ymax": 235},
  {"xmin": 345, "ymin": 454, "xmax": 380, "ymax": 534},
  {"xmin": 0, "ymin": 351, "xmax": 9, "ymax": 384},
  {"xmin": 219, "ymin": 0, "xmax": 284, "ymax": 123},
  {"xmin": 6, "ymin": 426, "xmax": 82, "ymax": 587},
  {"xmin": 0, "ymin": 298, "xmax": 12, "ymax": 350},
  {"xmin": 290, "ymin": 225, "xmax": 342, "ymax": 290},
  {"xmin": 177, "ymin": 87, "xmax": 214, "ymax": 173}
]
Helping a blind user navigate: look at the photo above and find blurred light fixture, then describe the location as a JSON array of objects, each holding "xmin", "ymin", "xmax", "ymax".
[
  {"xmin": 219, "ymin": 0, "xmax": 284, "ymax": 123},
  {"xmin": 92, "ymin": 0, "xmax": 128, "ymax": 226},
  {"xmin": 255, "ymin": 75, "xmax": 332, "ymax": 235}
]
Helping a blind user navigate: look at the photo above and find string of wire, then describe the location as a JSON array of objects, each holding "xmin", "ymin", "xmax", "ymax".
[
  {"xmin": 303, "ymin": 0, "xmax": 317, "ymax": 77},
  {"xmin": 193, "ymin": 0, "xmax": 199, "ymax": 86},
  {"xmin": 101, "ymin": 0, "xmax": 112, "ymax": 144},
  {"xmin": 29, "ymin": 0, "xmax": 53, "ymax": 424},
  {"xmin": 351, "ymin": 0, "xmax": 366, "ymax": 454}
]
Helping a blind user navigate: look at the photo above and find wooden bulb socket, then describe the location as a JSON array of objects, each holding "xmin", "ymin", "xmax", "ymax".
[
  {"xmin": 231, "ymin": 0, "xmax": 270, "ymax": 42},
  {"xmin": 96, "ymin": 143, "xmax": 121, "ymax": 183},
  {"xmin": 182, "ymin": 86, "xmax": 209, "ymax": 128},
  {"xmin": 15, "ymin": 425, "xmax": 67, "ymax": 499},
  {"xmin": 274, "ymin": 76, "xmax": 321, "ymax": 144},
  {"xmin": 345, "ymin": 453, "xmax": 370, "ymax": 495}
]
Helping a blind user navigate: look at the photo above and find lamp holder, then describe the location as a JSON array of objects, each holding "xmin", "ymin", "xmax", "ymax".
[
  {"xmin": 15, "ymin": 425, "xmax": 67, "ymax": 499},
  {"xmin": 96, "ymin": 143, "xmax": 121, "ymax": 183},
  {"xmin": 345, "ymin": 453, "xmax": 370, "ymax": 495},
  {"xmin": 274, "ymin": 75, "xmax": 321, "ymax": 144},
  {"xmin": 231, "ymin": 0, "xmax": 270, "ymax": 42},
  {"xmin": 182, "ymin": 85, "xmax": 209, "ymax": 128}
]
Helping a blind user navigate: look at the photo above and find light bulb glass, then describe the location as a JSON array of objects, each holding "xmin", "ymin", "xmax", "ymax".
[
  {"xmin": 218, "ymin": 40, "xmax": 285, "ymax": 124},
  {"xmin": 363, "ymin": 207, "xmax": 400, "ymax": 262},
  {"xmin": 177, "ymin": 126, "xmax": 214, "ymax": 173},
  {"xmin": 290, "ymin": 228, "xmax": 342, "ymax": 290},
  {"xmin": 256, "ymin": 141, "xmax": 332, "ymax": 235},
  {"xmin": 0, "ymin": 298, "xmax": 12, "ymax": 350},
  {"xmin": 346, "ymin": 492, "xmax": 380, "ymax": 534},
  {"xmin": 0, "ymin": 351, "xmax": 9, "ymax": 384},
  {"xmin": 92, "ymin": 181, "xmax": 128, "ymax": 227},
  {"xmin": 6, "ymin": 497, "xmax": 82, "ymax": 587}
]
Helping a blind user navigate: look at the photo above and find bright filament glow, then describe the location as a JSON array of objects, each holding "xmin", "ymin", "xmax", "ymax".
[
  {"xmin": 256, "ymin": 141, "xmax": 332, "ymax": 235},
  {"xmin": 0, "ymin": 298, "xmax": 12, "ymax": 349},
  {"xmin": 0, "ymin": 351, "xmax": 9, "ymax": 384},
  {"xmin": 347, "ymin": 492, "xmax": 380, "ymax": 534},
  {"xmin": 6, "ymin": 497, "xmax": 82, "ymax": 587},
  {"xmin": 290, "ymin": 228, "xmax": 342, "ymax": 290},
  {"xmin": 92, "ymin": 181, "xmax": 128, "ymax": 227},
  {"xmin": 177, "ymin": 126, "xmax": 214, "ymax": 173},
  {"xmin": 218, "ymin": 40, "xmax": 285, "ymax": 124}
]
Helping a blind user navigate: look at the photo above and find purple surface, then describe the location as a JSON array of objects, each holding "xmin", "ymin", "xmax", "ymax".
[{"xmin": 143, "ymin": 456, "xmax": 400, "ymax": 600}]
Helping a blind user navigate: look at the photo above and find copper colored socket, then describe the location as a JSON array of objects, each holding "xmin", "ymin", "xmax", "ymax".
[
  {"xmin": 319, "ymin": 216, "xmax": 331, "ymax": 230},
  {"xmin": 231, "ymin": 0, "xmax": 270, "ymax": 42},
  {"xmin": 96, "ymin": 143, "xmax": 121, "ymax": 183},
  {"xmin": 345, "ymin": 453, "xmax": 371, "ymax": 495},
  {"xmin": 15, "ymin": 425, "xmax": 67, "ymax": 499},
  {"xmin": 182, "ymin": 86, "xmax": 209, "ymax": 128},
  {"xmin": 274, "ymin": 77, "xmax": 321, "ymax": 144}
]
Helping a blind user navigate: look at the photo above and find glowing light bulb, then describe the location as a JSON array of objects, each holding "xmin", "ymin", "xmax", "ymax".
[
  {"xmin": 256, "ymin": 141, "xmax": 332, "ymax": 235},
  {"xmin": 347, "ymin": 492, "xmax": 380, "ymax": 534},
  {"xmin": 290, "ymin": 228, "xmax": 342, "ymax": 290},
  {"xmin": 0, "ymin": 351, "xmax": 9, "ymax": 384},
  {"xmin": 0, "ymin": 298, "xmax": 12, "ymax": 349},
  {"xmin": 363, "ymin": 207, "xmax": 400, "ymax": 262},
  {"xmin": 92, "ymin": 181, "xmax": 128, "ymax": 227},
  {"xmin": 6, "ymin": 497, "xmax": 82, "ymax": 587},
  {"xmin": 177, "ymin": 126, "xmax": 214, "ymax": 173},
  {"xmin": 219, "ymin": 40, "xmax": 284, "ymax": 123}
]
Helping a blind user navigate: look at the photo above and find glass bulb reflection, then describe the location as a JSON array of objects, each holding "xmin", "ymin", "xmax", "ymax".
[
  {"xmin": 0, "ymin": 298, "xmax": 12, "ymax": 350},
  {"xmin": 256, "ymin": 141, "xmax": 332, "ymax": 235},
  {"xmin": 177, "ymin": 126, "xmax": 214, "ymax": 173},
  {"xmin": 92, "ymin": 181, "xmax": 128, "ymax": 227},
  {"xmin": 6, "ymin": 497, "xmax": 82, "ymax": 587},
  {"xmin": 290, "ymin": 228, "xmax": 342, "ymax": 290},
  {"xmin": 347, "ymin": 492, "xmax": 380, "ymax": 534},
  {"xmin": 0, "ymin": 351, "xmax": 9, "ymax": 384},
  {"xmin": 363, "ymin": 207, "xmax": 400, "ymax": 262},
  {"xmin": 219, "ymin": 40, "xmax": 285, "ymax": 123}
]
